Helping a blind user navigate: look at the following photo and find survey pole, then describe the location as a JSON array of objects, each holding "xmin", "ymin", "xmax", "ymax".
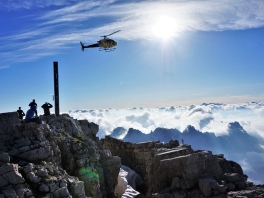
[{"xmin": 53, "ymin": 61, "xmax": 60, "ymax": 116}]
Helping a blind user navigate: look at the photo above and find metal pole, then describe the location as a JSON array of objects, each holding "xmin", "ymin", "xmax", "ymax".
[{"xmin": 53, "ymin": 61, "xmax": 60, "ymax": 116}]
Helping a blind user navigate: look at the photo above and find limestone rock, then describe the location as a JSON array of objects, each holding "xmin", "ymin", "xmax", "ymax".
[
  {"xmin": 0, "ymin": 112, "xmax": 20, "ymax": 126},
  {"xmin": 198, "ymin": 178, "xmax": 227, "ymax": 196},
  {"xmin": 39, "ymin": 183, "xmax": 49, "ymax": 193},
  {"xmin": 36, "ymin": 168, "xmax": 49, "ymax": 177},
  {"xmin": 0, "ymin": 112, "xmax": 122, "ymax": 198},
  {"xmin": 3, "ymin": 170, "xmax": 25, "ymax": 184},
  {"xmin": 101, "ymin": 136, "xmax": 264, "ymax": 197},
  {"xmin": 0, "ymin": 153, "xmax": 10, "ymax": 163},
  {"xmin": 0, "ymin": 175, "xmax": 9, "ymax": 188},
  {"xmin": 53, "ymin": 186, "xmax": 71, "ymax": 198}
]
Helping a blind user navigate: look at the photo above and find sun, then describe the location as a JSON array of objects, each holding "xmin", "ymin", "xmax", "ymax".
[{"xmin": 152, "ymin": 15, "xmax": 177, "ymax": 40}]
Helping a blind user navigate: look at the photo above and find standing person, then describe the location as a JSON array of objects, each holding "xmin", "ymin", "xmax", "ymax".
[
  {"xmin": 25, "ymin": 105, "xmax": 41, "ymax": 124},
  {"xmin": 41, "ymin": 102, "xmax": 53, "ymax": 116},
  {"xmin": 29, "ymin": 99, "xmax": 37, "ymax": 107},
  {"xmin": 17, "ymin": 107, "xmax": 25, "ymax": 121}
]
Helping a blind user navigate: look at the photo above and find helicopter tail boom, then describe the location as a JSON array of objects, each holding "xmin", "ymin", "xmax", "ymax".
[{"xmin": 80, "ymin": 42, "xmax": 100, "ymax": 51}]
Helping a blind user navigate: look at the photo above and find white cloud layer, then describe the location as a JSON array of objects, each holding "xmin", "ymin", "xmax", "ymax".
[
  {"xmin": 0, "ymin": 0, "xmax": 87, "ymax": 10},
  {"xmin": 1, "ymin": 0, "xmax": 264, "ymax": 65},
  {"xmin": 68, "ymin": 102, "xmax": 264, "ymax": 139}
]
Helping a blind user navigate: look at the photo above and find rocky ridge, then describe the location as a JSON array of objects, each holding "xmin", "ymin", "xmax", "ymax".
[
  {"xmin": 101, "ymin": 136, "xmax": 264, "ymax": 197},
  {"xmin": 0, "ymin": 112, "xmax": 263, "ymax": 198},
  {"xmin": 0, "ymin": 112, "xmax": 120, "ymax": 198}
]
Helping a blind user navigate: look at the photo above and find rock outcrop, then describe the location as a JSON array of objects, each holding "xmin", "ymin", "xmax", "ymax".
[
  {"xmin": 101, "ymin": 136, "xmax": 264, "ymax": 197},
  {"xmin": 0, "ymin": 112, "xmax": 120, "ymax": 197},
  {"xmin": 1, "ymin": 112, "xmax": 264, "ymax": 198}
]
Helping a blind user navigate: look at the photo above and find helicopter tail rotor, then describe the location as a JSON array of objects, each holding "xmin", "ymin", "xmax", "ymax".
[{"xmin": 80, "ymin": 42, "xmax": 84, "ymax": 51}]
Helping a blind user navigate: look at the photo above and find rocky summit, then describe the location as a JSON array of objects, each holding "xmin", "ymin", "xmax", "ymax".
[{"xmin": 0, "ymin": 112, "xmax": 264, "ymax": 198}]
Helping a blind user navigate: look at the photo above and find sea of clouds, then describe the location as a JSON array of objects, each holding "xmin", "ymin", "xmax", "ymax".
[
  {"xmin": 68, "ymin": 102, "xmax": 264, "ymax": 140},
  {"xmin": 68, "ymin": 102, "xmax": 264, "ymax": 184}
]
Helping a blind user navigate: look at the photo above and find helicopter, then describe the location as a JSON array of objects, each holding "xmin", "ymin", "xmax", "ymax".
[{"xmin": 80, "ymin": 30, "xmax": 121, "ymax": 52}]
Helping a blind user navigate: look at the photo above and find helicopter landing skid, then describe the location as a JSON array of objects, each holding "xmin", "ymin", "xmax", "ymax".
[{"xmin": 99, "ymin": 47, "xmax": 116, "ymax": 52}]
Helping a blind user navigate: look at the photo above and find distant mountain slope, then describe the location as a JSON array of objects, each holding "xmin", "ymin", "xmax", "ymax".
[
  {"xmin": 122, "ymin": 127, "xmax": 181, "ymax": 143},
  {"xmin": 122, "ymin": 121, "xmax": 263, "ymax": 155},
  {"xmin": 111, "ymin": 127, "xmax": 127, "ymax": 139}
]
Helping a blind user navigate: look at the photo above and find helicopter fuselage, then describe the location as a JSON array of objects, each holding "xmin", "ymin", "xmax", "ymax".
[
  {"xmin": 98, "ymin": 38, "xmax": 117, "ymax": 49},
  {"xmin": 80, "ymin": 30, "xmax": 120, "ymax": 52}
]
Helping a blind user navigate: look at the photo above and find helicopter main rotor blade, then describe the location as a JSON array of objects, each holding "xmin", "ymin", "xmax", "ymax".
[{"xmin": 101, "ymin": 30, "xmax": 121, "ymax": 37}]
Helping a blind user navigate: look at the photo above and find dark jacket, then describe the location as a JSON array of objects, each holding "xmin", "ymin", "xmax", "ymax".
[{"xmin": 41, "ymin": 103, "xmax": 53, "ymax": 115}]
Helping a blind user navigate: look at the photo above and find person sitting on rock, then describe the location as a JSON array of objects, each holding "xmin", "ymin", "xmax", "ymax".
[
  {"xmin": 17, "ymin": 107, "xmax": 25, "ymax": 121},
  {"xmin": 25, "ymin": 105, "xmax": 41, "ymax": 124},
  {"xmin": 29, "ymin": 99, "xmax": 37, "ymax": 107},
  {"xmin": 41, "ymin": 102, "xmax": 53, "ymax": 116}
]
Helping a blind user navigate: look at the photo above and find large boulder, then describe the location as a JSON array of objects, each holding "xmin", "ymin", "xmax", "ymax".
[{"xmin": 151, "ymin": 151, "xmax": 223, "ymax": 191}]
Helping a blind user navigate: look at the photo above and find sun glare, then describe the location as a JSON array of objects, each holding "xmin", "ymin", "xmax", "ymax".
[{"xmin": 152, "ymin": 15, "xmax": 177, "ymax": 40}]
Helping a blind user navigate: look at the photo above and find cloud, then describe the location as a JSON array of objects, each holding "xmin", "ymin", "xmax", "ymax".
[
  {"xmin": 0, "ymin": 66, "xmax": 10, "ymax": 69},
  {"xmin": 188, "ymin": 107, "xmax": 212, "ymax": 116},
  {"xmin": 38, "ymin": 0, "xmax": 116, "ymax": 24},
  {"xmin": 1, "ymin": 0, "xmax": 264, "ymax": 65},
  {"xmin": 126, "ymin": 112, "xmax": 155, "ymax": 128},
  {"xmin": 68, "ymin": 102, "xmax": 264, "ymax": 139},
  {"xmin": 0, "ymin": 0, "xmax": 88, "ymax": 10},
  {"xmin": 230, "ymin": 151, "xmax": 264, "ymax": 184}
]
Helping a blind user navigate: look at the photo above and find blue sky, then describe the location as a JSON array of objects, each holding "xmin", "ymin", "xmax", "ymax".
[{"xmin": 1, "ymin": 0, "xmax": 264, "ymax": 113}]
